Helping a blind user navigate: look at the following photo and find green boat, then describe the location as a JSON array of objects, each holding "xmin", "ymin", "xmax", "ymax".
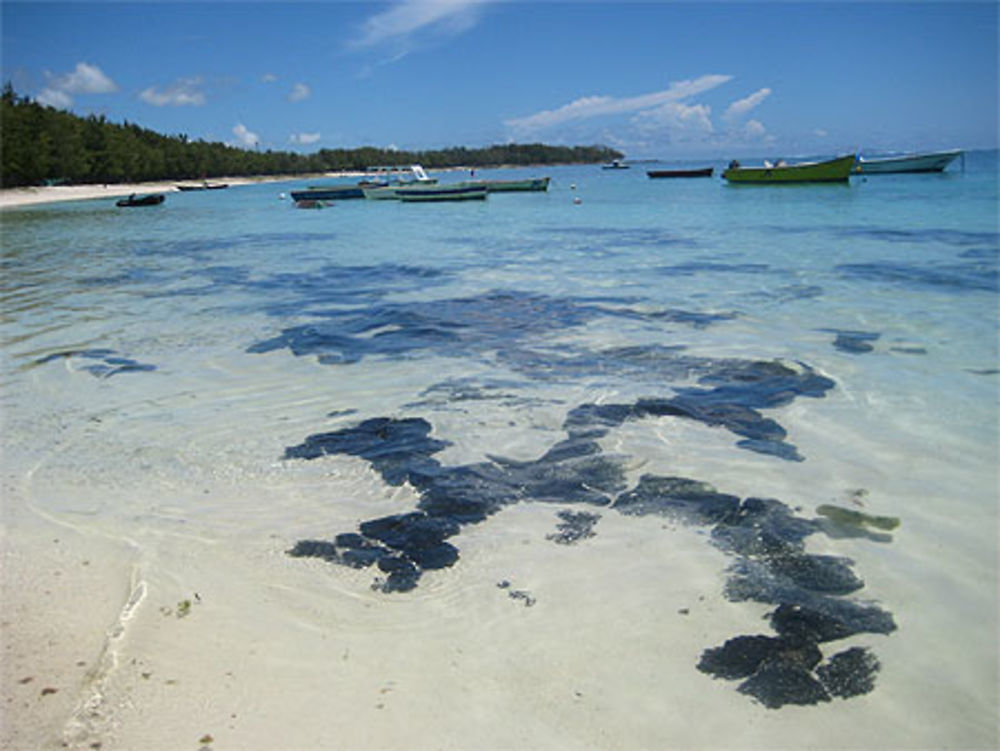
[
  {"xmin": 478, "ymin": 176, "xmax": 550, "ymax": 192},
  {"xmin": 722, "ymin": 154, "xmax": 857, "ymax": 183}
]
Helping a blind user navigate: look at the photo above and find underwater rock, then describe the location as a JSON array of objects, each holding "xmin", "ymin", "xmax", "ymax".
[
  {"xmin": 613, "ymin": 475, "xmax": 740, "ymax": 525},
  {"xmin": 284, "ymin": 417, "xmax": 450, "ymax": 487},
  {"xmin": 547, "ymin": 510, "xmax": 601, "ymax": 545},
  {"xmin": 816, "ymin": 646, "xmax": 881, "ymax": 698},
  {"xmin": 825, "ymin": 329, "xmax": 880, "ymax": 354}
]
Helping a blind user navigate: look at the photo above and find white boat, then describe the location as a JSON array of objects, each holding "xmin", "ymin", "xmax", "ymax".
[
  {"xmin": 855, "ymin": 149, "xmax": 962, "ymax": 174},
  {"xmin": 362, "ymin": 164, "xmax": 438, "ymax": 199}
]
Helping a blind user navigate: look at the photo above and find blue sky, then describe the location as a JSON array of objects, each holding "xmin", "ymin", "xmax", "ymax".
[{"xmin": 2, "ymin": 1, "xmax": 997, "ymax": 158}]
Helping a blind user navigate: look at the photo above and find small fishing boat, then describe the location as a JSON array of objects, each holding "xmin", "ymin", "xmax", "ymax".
[
  {"xmin": 722, "ymin": 154, "xmax": 857, "ymax": 184},
  {"xmin": 176, "ymin": 181, "xmax": 229, "ymax": 191},
  {"xmin": 116, "ymin": 193, "xmax": 165, "ymax": 207},
  {"xmin": 647, "ymin": 167, "xmax": 714, "ymax": 178},
  {"xmin": 362, "ymin": 165, "xmax": 440, "ymax": 199},
  {"xmin": 602, "ymin": 159, "xmax": 629, "ymax": 170},
  {"xmin": 854, "ymin": 149, "xmax": 962, "ymax": 174},
  {"xmin": 478, "ymin": 176, "xmax": 550, "ymax": 192},
  {"xmin": 396, "ymin": 183, "xmax": 488, "ymax": 202},
  {"xmin": 290, "ymin": 185, "xmax": 366, "ymax": 201},
  {"xmin": 294, "ymin": 199, "xmax": 329, "ymax": 209}
]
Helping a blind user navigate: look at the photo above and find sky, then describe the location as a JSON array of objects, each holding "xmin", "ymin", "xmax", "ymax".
[{"xmin": 2, "ymin": 1, "xmax": 997, "ymax": 159}]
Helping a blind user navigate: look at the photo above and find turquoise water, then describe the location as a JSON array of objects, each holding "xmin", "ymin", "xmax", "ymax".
[{"xmin": 2, "ymin": 154, "xmax": 998, "ymax": 737}]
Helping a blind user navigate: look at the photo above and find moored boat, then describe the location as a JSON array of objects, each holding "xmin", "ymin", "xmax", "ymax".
[
  {"xmin": 478, "ymin": 176, "xmax": 550, "ymax": 192},
  {"xmin": 116, "ymin": 193, "xmax": 165, "ymax": 207},
  {"xmin": 647, "ymin": 167, "xmax": 714, "ymax": 178},
  {"xmin": 722, "ymin": 154, "xmax": 857, "ymax": 184},
  {"xmin": 396, "ymin": 183, "xmax": 488, "ymax": 202},
  {"xmin": 176, "ymin": 181, "xmax": 229, "ymax": 191},
  {"xmin": 290, "ymin": 185, "xmax": 366, "ymax": 201},
  {"xmin": 602, "ymin": 159, "xmax": 629, "ymax": 169},
  {"xmin": 854, "ymin": 149, "xmax": 962, "ymax": 174}
]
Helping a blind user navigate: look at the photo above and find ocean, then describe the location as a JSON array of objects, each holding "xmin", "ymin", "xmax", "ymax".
[{"xmin": 2, "ymin": 153, "xmax": 997, "ymax": 748}]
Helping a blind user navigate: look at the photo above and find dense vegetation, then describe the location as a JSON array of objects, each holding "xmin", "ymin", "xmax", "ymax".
[{"xmin": 0, "ymin": 85, "xmax": 622, "ymax": 188}]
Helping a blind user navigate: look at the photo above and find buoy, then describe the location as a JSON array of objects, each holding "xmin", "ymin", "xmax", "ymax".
[
  {"xmin": 279, "ymin": 192, "xmax": 286, "ymax": 200},
  {"xmin": 573, "ymin": 197, "xmax": 582, "ymax": 205},
  {"xmin": 570, "ymin": 183, "xmax": 577, "ymax": 190}
]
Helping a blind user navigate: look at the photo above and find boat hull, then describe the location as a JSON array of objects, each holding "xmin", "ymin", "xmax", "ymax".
[
  {"xmin": 479, "ymin": 177, "xmax": 550, "ymax": 192},
  {"xmin": 116, "ymin": 194, "xmax": 165, "ymax": 207},
  {"xmin": 647, "ymin": 168, "xmax": 714, "ymax": 178},
  {"xmin": 290, "ymin": 186, "xmax": 365, "ymax": 201},
  {"xmin": 396, "ymin": 184, "xmax": 488, "ymax": 202},
  {"xmin": 855, "ymin": 150, "xmax": 961, "ymax": 174},
  {"xmin": 722, "ymin": 154, "xmax": 857, "ymax": 183}
]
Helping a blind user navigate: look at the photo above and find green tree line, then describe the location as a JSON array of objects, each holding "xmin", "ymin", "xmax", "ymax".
[{"xmin": 0, "ymin": 84, "xmax": 622, "ymax": 188}]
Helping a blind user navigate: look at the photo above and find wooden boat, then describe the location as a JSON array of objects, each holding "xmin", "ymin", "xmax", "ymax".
[
  {"xmin": 116, "ymin": 193, "xmax": 165, "ymax": 207},
  {"xmin": 294, "ymin": 199, "xmax": 329, "ymax": 209},
  {"xmin": 647, "ymin": 167, "xmax": 714, "ymax": 178},
  {"xmin": 290, "ymin": 185, "xmax": 366, "ymax": 201},
  {"xmin": 396, "ymin": 183, "xmax": 488, "ymax": 202},
  {"xmin": 479, "ymin": 176, "xmax": 550, "ymax": 192},
  {"xmin": 176, "ymin": 181, "xmax": 229, "ymax": 191},
  {"xmin": 602, "ymin": 159, "xmax": 629, "ymax": 169},
  {"xmin": 722, "ymin": 154, "xmax": 857, "ymax": 183},
  {"xmin": 854, "ymin": 149, "xmax": 962, "ymax": 174},
  {"xmin": 362, "ymin": 166, "xmax": 440, "ymax": 199}
]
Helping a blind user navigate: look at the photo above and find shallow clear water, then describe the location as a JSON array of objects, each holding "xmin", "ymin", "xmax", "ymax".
[{"xmin": 2, "ymin": 155, "xmax": 998, "ymax": 738}]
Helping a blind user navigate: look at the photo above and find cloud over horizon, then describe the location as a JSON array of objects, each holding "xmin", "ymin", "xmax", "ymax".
[
  {"xmin": 140, "ymin": 77, "xmax": 206, "ymax": 107},
  {"xmin": 36, "ymin": 61, "xmax": 117, "ymax": 108},
  {"xmin": 505, "ymin": 75, "xmax": 733, "ymax": 134},
  {"xmin": 290, "ymin": 132, "xmax": 321, "ymax": 145},
  {"xmin": 231, "ymin": 123, "xmax": 259, "ymax": 148},
  {"xmin": 724, "ymin": 87, "xmax": 771, "ymax": 122}
]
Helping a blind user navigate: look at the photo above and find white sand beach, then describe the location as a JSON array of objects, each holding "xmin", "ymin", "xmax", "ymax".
[{"xmin": 0, "ymin": 176, "xmax": 308, "ymax": 210}]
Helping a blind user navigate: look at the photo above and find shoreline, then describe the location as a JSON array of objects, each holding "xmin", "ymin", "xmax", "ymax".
[
  {"xmin": 0, "ymin": 165, "xmax": 512, "ymax": 211},
  {"xmin": 0, "ymin": 174, "xmax": 327, "ymax": 210}
]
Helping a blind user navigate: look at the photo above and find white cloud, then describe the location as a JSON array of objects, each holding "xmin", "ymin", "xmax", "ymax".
[
  {"xmin": 724, "ymin": 88, "xmax": 771, "ymax": 122},
  {"xmin": 140, "ymin": 77, "xmax": 206, "ymax": 106},
  {"xmin": 55, "ymin": 62, "xmax": 118, "ymax": 94},
  {"xmin": 506, "ymin": 75, "xmax": 732, "ymax": 134},
  {"xmin": 288, "ymin": 83, "xmax": 311, "ymax": 102},
  {"xmin": 232, "ymin": 123, "xmax": 259, "ymax": 148},
  {"xmin": 633, "ymin": 101, "xmax": 714, "ymax": 139},
  {"xmin": 262, "ymin": 73, "xmax": 278, "ymax": 83},
  {"xmin": 743, "ymin": 119, "xmax": 769, "ymax": 140},
  {"xmin": 290, "ymin": 132, "xmax": 321, "ymax": 145},
  {"xmin": 37, "ymin": 88, "xmax": 74, "ymax": 109},
  {"xmin": 351, "ymin": 0, "xmax": 489, "ymax": 49},
  {"xmin": 814, "ymin": 128, "xmax": 829, "ymax": 138},
  {"xmin": 37, "ymin": 62, "xmax": 117, "ymax": 108}
]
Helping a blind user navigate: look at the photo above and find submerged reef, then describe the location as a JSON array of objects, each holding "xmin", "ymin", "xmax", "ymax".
[
  {"xmin": 267, "ymin": 286, "xmax": 890, "ymax": 709},
  {"xmin": 285, "ymin": 399, "xmax": 893, "ymax": 708}
]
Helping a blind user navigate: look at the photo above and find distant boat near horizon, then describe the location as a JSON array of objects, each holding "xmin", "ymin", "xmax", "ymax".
[
  {"xmin": 722, "ymin": 154, "xmax": 857, "ymax": 184},
  {"xmin": 647, "ymin": 167, "xmax": 714, "ymax": 179},
  {"xmin": 854, "ymin": 149, "xmax": 963, "ymax": 174},
  {"xmin": 116, "ymin": 193, "xmax": 165, "ymax": 207},
  {"xmin": 602, "ymin": 159, "xmax": 629, "ymax": 170},
  {"xmin": 176, "ymin": 181, "xmax": 229, "ymax": 191}
]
